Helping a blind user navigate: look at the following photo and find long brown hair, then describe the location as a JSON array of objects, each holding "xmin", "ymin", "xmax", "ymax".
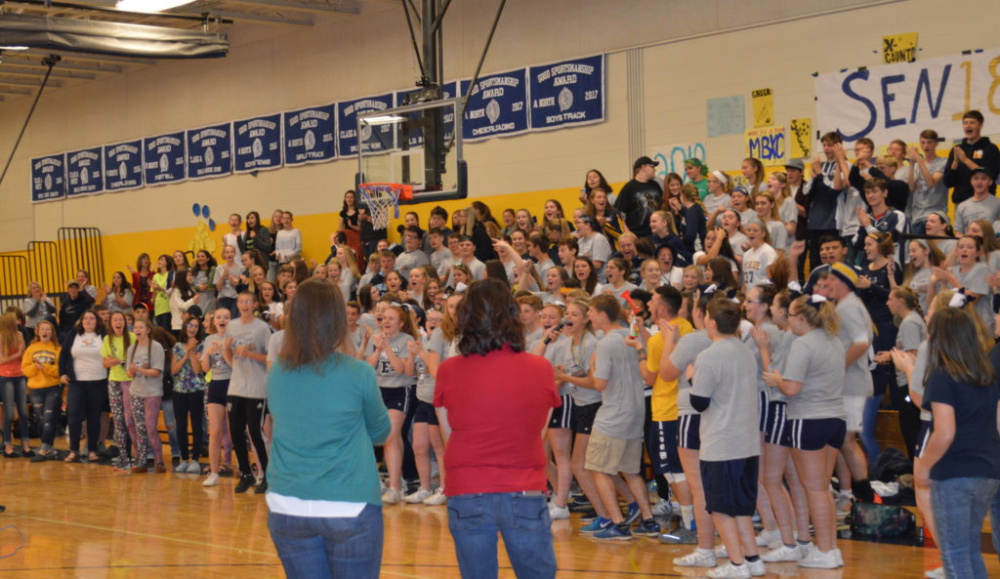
[
  {"xmin": 280, "ymin": 279, "xmax": 348, "ymax": 371},
  {"xmin": 0, "ymin": 313, "xmax": 22, "ymax": 356},
  {"xmin": 456, "ymin": 279, "xmax": 525, "ymax": 355},
  {"xmin": 925, "ymin": 307, "xmax": 994, "ymax": 387}
]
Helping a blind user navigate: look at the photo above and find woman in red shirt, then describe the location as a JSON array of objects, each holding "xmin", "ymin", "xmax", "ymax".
[{"xmin": 434, "ymin": 278, "xmax": 561, "ymax": 579}]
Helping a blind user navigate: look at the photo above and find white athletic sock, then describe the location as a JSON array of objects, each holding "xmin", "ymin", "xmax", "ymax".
[{"xmin": 681, "ymin": 505, "xmax": 695, "ymax": 529}]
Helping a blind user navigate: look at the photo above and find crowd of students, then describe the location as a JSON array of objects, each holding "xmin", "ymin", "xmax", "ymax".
[{"xmin": 2, "ymin": 110, "xmax": 1000, "ymax": 579}]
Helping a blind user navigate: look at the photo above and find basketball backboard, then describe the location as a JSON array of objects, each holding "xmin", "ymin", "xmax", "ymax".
[{"xmin": 357, "ymin": 97, "xmax": 467, "ymax": 204}]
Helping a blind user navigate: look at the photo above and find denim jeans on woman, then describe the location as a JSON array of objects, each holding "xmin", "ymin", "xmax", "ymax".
[
  {"xmin": 0, "ymin": 376, "xmax": 29, "ymax": 446},
  {"xmin": 29, "ymin": 385, "xmax": 62, "ymax": 450},
  {"xmin": 267, "ymin": 503, "xmax": 383, "ymax": 579},
  {"xmin": 931, "ymin": 476, "xmax": 1000, "ymax": 579},
  {"xmin": 447, "ymin": 492, "xmax": 557, "ymax": 579}
]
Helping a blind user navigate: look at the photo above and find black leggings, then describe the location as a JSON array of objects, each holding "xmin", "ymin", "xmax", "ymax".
[
  {"xmin": 173, "ymin": 390, "xmax": 205, "ymax": 461},
  {"xmin": 68, "ymin": 379, "xmax": 108, "ymax": 454},
  {"xmin": 155, "ymin": 313, "xmax": 172, "ymax": 331},
  {"xmin": 227, "ymin": 395, "xmax": 268, "ymax": 477}
]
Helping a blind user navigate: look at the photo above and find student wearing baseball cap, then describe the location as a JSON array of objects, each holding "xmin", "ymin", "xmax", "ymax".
[{"xmin": 614, "ymin": 156, "xmax": 663, "ymax": 239}]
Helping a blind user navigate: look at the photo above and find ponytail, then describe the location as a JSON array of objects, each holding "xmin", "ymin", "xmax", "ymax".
[{"xmin": 791, "ymin": 295, "xmax": 839, "ymax": 336}]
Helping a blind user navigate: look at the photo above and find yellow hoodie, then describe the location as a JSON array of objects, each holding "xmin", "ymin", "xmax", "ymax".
[{"xmin": 21, "ymin": 341, "xmax": 61, "ymax": 390}]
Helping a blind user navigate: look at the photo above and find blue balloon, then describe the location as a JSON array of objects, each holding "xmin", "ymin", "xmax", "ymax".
[
  {"xmin": 192, "ymin": 203, "xmax": 201, "ymax": 217},
  {"xmin": 208, "ymin": 218, "xmax": 216, "ymax": 232},
  {"xmin": 202, "ymin": 205, "xmax": 211, "ymax": 219}
]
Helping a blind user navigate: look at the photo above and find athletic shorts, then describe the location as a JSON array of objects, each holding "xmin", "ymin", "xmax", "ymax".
[
  {"xmin": 914, "ymin": 419, "xmax": 931, "ymax": 458},
  {"xmin": 549, "ymin": 394, "xmax": 574, "ymax": 429},
  {"xmin": 762, "ymin": 401, "xmax": 791, "ymax": 448},
  {"xmin": 677, "ymin": 414, "xmax": 701, "ymax": 450},
  {"xmin": 585, "ymin": 430, "xmax": 643, "ymax": 475},
  {"xmin": 206, "ymin": 379, "xmax": 230, "ymax": 406},
  {"xmin": 701, "ymin": 457, "xmax": 759, "ymax": 517},
  {"xmin": 788, "ymin": 418, "xmax": 847, "ymax": 451},
  {"xmin": 413, "ymin": 400, "xmax": 439, "ymax": 425},
  {"xmin": 843, "ymin": 395, "xmax": 867, "ymax": 432},
  {"xmin": 381, "ymin": 386, "xmax": 411, "ymax": 413},
  {"xmin": 647, "ymin": 420, "xmax": 683, "ymax": 475},
  {"xmin": 757, "ymin": 390, "xmax": 770, "ymax": 433},
  {"xmin": 572, "ymin": 401, "xmax": 601, "ymax": 435}
]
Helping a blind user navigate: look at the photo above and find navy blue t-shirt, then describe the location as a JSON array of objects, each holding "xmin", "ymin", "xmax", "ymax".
[{"xmin": 923, "ymin": 366, "xmax": 1000, "ymax": 481}]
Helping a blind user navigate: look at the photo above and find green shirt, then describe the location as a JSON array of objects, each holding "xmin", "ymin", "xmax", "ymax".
[
  {"xmin": 267, "ymin": 353, "xmax": 390, "ymax": 504},
  {"xmin": 100, "ymin": 333, "xmax": 136, "ymax": 382},
  {"xmin": 153, "ymin": 272, "xmax": 171, "ymax": 316}
]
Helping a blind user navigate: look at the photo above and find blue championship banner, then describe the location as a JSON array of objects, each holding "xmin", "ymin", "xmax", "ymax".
[
  {"xmin": 104, "ymin": 140, "xmax": 143, "ymax": 192},
  {"xmin": 66, "ymin": 147, "xmax": 104, "ymax": 197},
  {"xmin": 143, "ymin": 132, "xmax": 187, "ymax": 186},
  {"xmin": 338, "ymin": 94, "xmax": 396, "ymax": 158},
  {"xmin": 31, "ymin": 154, "xmax": 66, "ymax": 203},
  {"xmin": 529, "ymin": 55, "xmax": 605, "ymax": 130},
  {"xmin": 396, "ymin": 81, "xmax": 459, "ymax": 148},
  {"xmin": 187, "ymin": 123, "xmax": 233, "ymax": 180},
  {"xmin": 461, "ymin": 70, "xmax": 529, "ymax": 141},
  {"xmin": 233, "ymin": 114, "xmax": 282, "ymax": 173},
  {"xmin": 283, "ymin": 104, "xmax": 336, "ymax": 166}
]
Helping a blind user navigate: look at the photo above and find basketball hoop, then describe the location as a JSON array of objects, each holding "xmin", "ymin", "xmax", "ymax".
[{"xmin": 358, "ymin": 182, "xmax": 413, "ymax": 231}]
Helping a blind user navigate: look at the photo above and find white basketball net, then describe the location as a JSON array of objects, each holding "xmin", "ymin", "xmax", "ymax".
[{"xmin": 358, "ymin": 183, "xmax": 402, "ymax": 231}]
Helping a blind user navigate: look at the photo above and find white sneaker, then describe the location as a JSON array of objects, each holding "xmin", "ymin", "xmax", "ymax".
[
  {"xmin": 707, "ymin": 562, "xmax": 751, "ymax": 579},
  {"xmin": 381, "ymin": 487, "xmax": 402, "ymax": 505},
  {"xmin": 797, "ymin": 542, "xmax": 816, "ymax": 559},
  {"xmin": 202, "ymin": 473, "xmax": 220, "ymax": 487},
  {"xmin": 799, "ymin": 548, "xmax": 839, "ymax": 569},
  {"xmin": 924, "ymin": 567, "xmax": 945, "ymax": 579},
  {"xmin": 423, "ymin": 488, "xmax": 447, "ymax": 506},
  {"xmin": 755, "ymin": 529, "xmax": 782, "ymax": 549},
  {"xmin": 833, "ymin": 548, "xmax": 843, "ymax": 567},
  {"xmin": 761, "ymin": 544, "xmax": 800, "ymax": 562},
  {"xmin": 186, "ymin": 460, "xmax": 202, "ymax": 474},
  {"xmin": 713, "ymin": 544, "xmax": 729, "ymax": 559},
  {"xmin": 673, "ymin": 548, "xmax": 716, "ymax": 567},
  {"xmin": 835, "ymin": 496, "xmax": 853, "ymax": 518},
  {"xmin": 548, "ymin": 504, "xmax": 570, "ymax": 520},
  {"xmin": 747, "ymin": 559, "xmax": 765, "ymax": 577},
  {"xmin": 404, "ymin": 488, "xmax": 433, "ymax": 504},
  {"xmin": 651, "ymin": 499, "xmax": 672, "ymax": 517}
]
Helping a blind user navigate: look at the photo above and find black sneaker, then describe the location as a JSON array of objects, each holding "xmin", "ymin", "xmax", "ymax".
[
  {"xmin": 254, "ymin": 479, "xmax": 268, "ymax": 494},
  {"xmin": 234, "ymin": 474, "xmax": 255, "ymax": 494},
  {"xmin": 579, "ymin": 509, "xmax": 599, "ymax": 522}
]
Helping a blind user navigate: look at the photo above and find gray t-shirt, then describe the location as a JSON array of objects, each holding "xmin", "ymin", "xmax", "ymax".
[
  {"xmin": 910, "ymin": 341, "xmax": 932, "ymax": 421},
  {"xmin": 782, "ymin": 328, "xmax": 847, "ymax": 420},
  {"xmin": 895, "ymin": 311, "xmax": 925, "ymax": 387},
  {"xmin": 579, "ymin": 233, "xmax": 612, "ymax": 282},
  {"xmin": 213, "ymin": 263, "xmax": 246, "ymax": 299},
  {"xmin": 365, "ymin": 332, "xmax": 415, "ymax": 389},
  {"xmin": 225, "ymin": 317, "xmax": 271, "ymax": 399},
  {"xmin": 691, "ymin": 336, "xmax": 760, "ymax": 461},
  {"xmin": 535, "ymin": 257, "xmax": 555, "ymax": 286},
  {"xmin": 766, "ymin": 221, "xmax": 787, "ymax": 252},
  {"xmin": 954, "ymin": 262, "xmax": 993, "ymax": 330},
  {"xmin": 742, "ymin": 320, "xmax": 783, "ymax": 393},
  {"xmin": 267, "ymin": 329, "xmax": 285, "ymax": 366},
  {"xmin": 544, "ymin": 334, "xmax": 572, "ymax": 397},
  {"xmin": 907, "ymin": 156, "xmax": 948, "ymax": 224},
  {"xmin": 836, "ymin": 293, "xmax": 874, "ymax": 397},
  {"xmin": 126, "ymin": 340, "xmax": 165, "ymax": 398},
  {"xmin": 954, "ymin": 194, "xmax": 1000, "ymax": 234},
  {"xmin": 670, "ymin": 329, "xmax": 712, "ymax": 416},
  {"xmin": 768, "ymin": 328, "xmax": 795, "ymax": 403},
  {"xmin": 395, "ymin": 249, "xmax": 430, "ymax": 280},
  {"xmin": 431, "ymin": 248, "xmax": 453, "ymax": 279},
  {"xmin": 907, "ymin": 266, "xmax": 934, "ymax": 313},
  {"xmin": 416, "ymin": 329, "xmax": 446, "ymax": 403},
  {"xmin": 592, "ymin": 327, "xmax": 645, "ymax": 439},
  {"xmin": 525, "ymin": 327, "xmax": 544, "ymax": 352},
  {"xmin": 561, "ymin": 332, "xmax": 601, "ymax": 405},
  {"xmin": 704, "ymin": 193, "xmax": 731, "ymax": 219},
  {"xmin": 202, "ymin": 333, "xmax": 232, "ymax": 381}
]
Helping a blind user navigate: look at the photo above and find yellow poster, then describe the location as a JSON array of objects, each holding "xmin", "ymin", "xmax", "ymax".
[
  {"xmin": 751, "ymin": 88, "xmax": 773, "ymax": 128},
  {"xmin": 744, "ymin": 126, "xmax": 786, "ymax": 167},
  {"xmin": 883, "ymin": 32, "xmax": 918, "ymax": 64},
  {"xmin": 789, "ymin": 118, "xmax": 812, "ymax": 159}
]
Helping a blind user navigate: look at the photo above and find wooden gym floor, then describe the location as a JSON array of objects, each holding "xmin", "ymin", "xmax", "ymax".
[{"xmin": 0, "ymin": 452, "xmax": 996, "ymax": 578}]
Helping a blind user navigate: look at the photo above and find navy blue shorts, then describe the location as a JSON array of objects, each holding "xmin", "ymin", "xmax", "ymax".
[
  {"xmin": 572, "ymin": 401, "xmax": 601, "ymax": 435},
  {"xmin": 549, "ymin": 394, "xmax": 573, "ymax": 429},
  {"xmin": 206, "ymin": 379, "xmax": 230, "ymax": 406},
  {"xmin": 762, "ymin": 401, "xmax": 791, "ymax": 448},
  {"xmin": 413, "ymin": 400, "xmax": 438, "ymax": 425},
  {"xmin": 647, "ymin": 420, "xmax": 683, "ymax": 475},
  {"xmin": 678, "ymin": 414, "xmax": 700, "ymax": 450},
  {"xmin": 788, "ymin": 418, "xmax": 846, "ymax": 451},
  {"xmin": 757, "ymin": 390, "xmax": 769, "ymax": 433},
  {"xmin": 381, "ymin": 386, "xmax": 411, "ymax": 414},
  {"xmin": 700, "ymin": 457, "xmax": 759, "ymax": 517},
  {"xmin": 915, "ymin": 419, "xmax": 931, "ymax": 458}
]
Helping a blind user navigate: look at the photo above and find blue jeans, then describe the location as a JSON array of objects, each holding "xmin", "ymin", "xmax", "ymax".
[
  {"xmin": 29, "ymin": 385, "xmax": 62, "ymax": 449},
  {"xmin": 268, "ymin": 503, "xmax": 383, "ymax": 579},
  {"xmin": 448, "ymin": 493, "xmax": 557, "ymax": 579},
  {"xmin": 931, "ymin": 476, "xmax": 1000, "ymax": 579},
  {"xmin": 910, "ymin": 220, "xmax": 927, "ymax": 236},
  {"xmin": 1, "ymin": 376, "xmax": 29, "ymax": 446}
]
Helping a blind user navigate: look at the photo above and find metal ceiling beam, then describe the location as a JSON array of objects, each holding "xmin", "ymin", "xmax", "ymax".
[
  {"xmin": 170, "ymin": 8, "xmax": 314, "ymax": 26},
  {"xmin": 0, "ymin": 57, "xmax": 122, "ymax": 74},
  {"xmin": 0, "ymin": 67, "xmax": 96, "ymax": 80},
  {"xmin": 227, "ymin": 0, "xmax": 360, "ymax": 15},
  {"xmin": 0, "ymin": 76, "xmax": 63, "ymax": 87},
  {"xmin": 0, "ymin": 87, "xmax": 32, "ymax": 95},
  {"xmin": 20, "ymin": 49, "xmax": 156, "ymax": 65}
]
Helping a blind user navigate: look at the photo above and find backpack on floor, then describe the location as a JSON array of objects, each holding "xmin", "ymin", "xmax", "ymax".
[{"xmin": 850, "ymin": 502, "xmax": 915, "ymax": 537}]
